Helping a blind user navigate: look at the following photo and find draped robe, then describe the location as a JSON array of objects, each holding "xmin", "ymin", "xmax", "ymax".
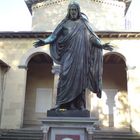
[{"xmin": 49, "ymin": 18, "xmax": 103, "ymax": 106}]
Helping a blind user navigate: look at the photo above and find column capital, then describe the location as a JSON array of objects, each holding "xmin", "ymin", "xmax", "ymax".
[
  {"xmin": 86, "ymin": 126, "xmax": 95, "ymax": 134},
  {"xmin": 41, "ymin": 125, "xmax": 50, "ymax": 133},
  {"xmin": 51, "ymin": 65, "xmax": 60, "ymax": 74}
]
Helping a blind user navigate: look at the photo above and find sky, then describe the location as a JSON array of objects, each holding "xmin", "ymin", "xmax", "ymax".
[{"xmin": 0, "ymin": 0, "xmax": 32, "ymax": 31}]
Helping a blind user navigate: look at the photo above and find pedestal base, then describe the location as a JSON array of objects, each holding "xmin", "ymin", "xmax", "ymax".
[
  {"xmin": 41, "ymin": 117, "xmax": 99, "ymax": 140},
  {"xmin": 47, "ymin": 109, "xmax": 90, "ymax": 117}
]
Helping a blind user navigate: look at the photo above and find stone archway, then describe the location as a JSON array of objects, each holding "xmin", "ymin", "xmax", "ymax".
[
  {"xmin": 23, "ymin": 52, "xmax": 54, "ymax": 127},
  {"xmin": 98, "ymin": 52, "xmax": 129, "ymax": 129},
  {"xmin": 19, "ymin": 46, "xmax": 54, "ymax": 126},
  {"xmin": 19, "ymin": 46, "xmax": 51, "ymax": 69}
]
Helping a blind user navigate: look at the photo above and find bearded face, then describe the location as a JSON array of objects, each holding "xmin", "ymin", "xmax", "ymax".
[
  {"xmin": 69, "ymin": 5, "xmax": 79, "ymax": 20},
  {"xmin": 67, "ymin": 2, "xmax": 81, "ymax": 20}
]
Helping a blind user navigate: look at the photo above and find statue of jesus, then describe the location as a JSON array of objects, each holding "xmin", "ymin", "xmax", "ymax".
[{"xmin": 34, "ymin": 2, "xmax": 113, "ymax": 111}]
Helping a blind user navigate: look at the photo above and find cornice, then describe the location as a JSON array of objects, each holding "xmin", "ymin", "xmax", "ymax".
[
  {"xmin": 32, "ymin": 0, "xmax": 68, "ymax": 11},
  {"xmin": 0, "ymin": 32, "xmax": 51, "ymax": 38},
  {"xmin": 25, "ymin": 0, "xmax": 130, "ymax": 14},
  {"xmin": 25, "ymin": 0, "xmax": 44, "ymax": 13},
  {"xmin": 0, "ymin": 31, "xmax": 140, "ymax": 38}
]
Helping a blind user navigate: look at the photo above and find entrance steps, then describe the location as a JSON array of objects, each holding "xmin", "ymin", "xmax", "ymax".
[
  {"xmin": 93, "ymin": 131, "xmax": 140, "ymax": 140},
  {"xmin": 0, "ymin": 129, "xmax": 140, "ymax": 140},
  {"xmin": 0, "ymin": 129, "xmax": 43, "ymax": 140}
]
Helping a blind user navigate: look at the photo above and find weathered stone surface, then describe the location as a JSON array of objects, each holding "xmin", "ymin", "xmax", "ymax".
[{"xmin": 31, "ymin": 0, "xmax": 125, "ymax": 31}]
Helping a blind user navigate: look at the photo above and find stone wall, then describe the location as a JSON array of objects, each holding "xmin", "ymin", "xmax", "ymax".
[
  {"xmin": 0, "ymin": 36, "xmax": 140, "ymax": 132},
  {"xmin": 0, "ymin": 38, "xmax": 33, "ymax": 129},
  {"xmin": 32, "ymin": 0, "xmax": 125, "ymax": 31}
]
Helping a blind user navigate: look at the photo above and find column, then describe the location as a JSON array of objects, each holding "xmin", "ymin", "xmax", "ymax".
[
  {"xmin": 86, "ymin": 127, "xmax": 95, "ymax": 140},
  {"xmin": 126, "ymin": 66, "xmax": 136, "ymax": 132},
  {"xmin": 41, "ymin": 125, "xmax": 50, "ymax": 140},
  {"xmin": 51, "ymin": 65, "xmax": 60, "ymax": 107},
  {"xmin": 19, "ymin": 68, "xmax": 28, "ymax": 128},
  {"xmin": 0, "ymin": 66, "xmax": 9, "ymax": 128}
]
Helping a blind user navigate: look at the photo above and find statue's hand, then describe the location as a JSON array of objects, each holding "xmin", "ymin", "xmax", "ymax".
[
  {"xmin": 33, "ymin": 39, "xmax": 46, "ymax": 48},
  {"xmin": 102, "ymin": 43, "xmax": 113, "ymax": 51}
]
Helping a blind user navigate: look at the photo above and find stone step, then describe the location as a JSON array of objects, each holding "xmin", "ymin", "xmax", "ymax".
[
  {"xmin": 94, "ymin": 135, "xmax": 140, "ymax": 140},
  {"xmin": 93, "ymin": 131, "xmax": 140, "ymax": 140},
  {"xmin": 94, "ymin": 131, "xmax": 139, "ymax": 136},
  {"xmin": 1, "ymin": 129, "xmax": 140, "ymax": 140},
  {"xmin": 0, "ymin": 136, "xmax": 42, "ymax": 140},
  {"xmin": 1, "ymin": 133, "xmax": 42, "ymax": 137},
  {"xmin": 0, "ymin": 129, "xmax": 43, "ymax": 140},
  {"xmin": 1, "ymin": 129, "xmax": 42, "ymax": 133}
]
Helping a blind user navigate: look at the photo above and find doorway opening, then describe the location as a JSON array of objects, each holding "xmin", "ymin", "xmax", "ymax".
[
  {"xmin": 99, "ymin": 52, "xmax": 129, "ymax": 129},
  {"xmin": 23, "ymin": 53, "xmax": 54, "ymax": 127}
]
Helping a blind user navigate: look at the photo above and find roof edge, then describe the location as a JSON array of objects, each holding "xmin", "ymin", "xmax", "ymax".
[{"xmin": 0, "ymin": 31, "xmax": 140, "ymax": 38}]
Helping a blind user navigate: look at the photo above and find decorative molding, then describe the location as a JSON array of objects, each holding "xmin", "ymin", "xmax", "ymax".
[
  {"xmin": 0, "ymin": 31, "xmax": 140, "ymax": 38},
  {"xmin": 90, "ymin": 0, "xmax": 125, "ymax": 8},
  {"xmin": 32, "ymin": 0, "xmax": 124, "ymax": 11},
  {"xmin": 0, "ymin": 32, "xmax": 50, "ymax": 38},
  {"xmin": 25, "ymin": 0, "xmax": 127, "ymax": 14},
  {"xmin": 32, "ymin": 0, "xmax": 68, "ymax": 11}
]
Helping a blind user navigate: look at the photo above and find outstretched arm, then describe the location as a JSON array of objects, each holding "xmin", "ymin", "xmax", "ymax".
[
  {"xmin": 90, "ymin": 35, "xmax": 113, "ymax": 51},
  {"xmin": 33, "ymin": 39, "xmax": 46, "ymax": 48},
  {"xmin": 33, "ymin": 25, "xmax": 63, "ymax": 48},
  {"xmin": 102, "ymin": 43, "xmax": 113, "ymax": 51},
  {"xmin": 33, "ymin": 34, "xmax": 57, "ymax": 48}
]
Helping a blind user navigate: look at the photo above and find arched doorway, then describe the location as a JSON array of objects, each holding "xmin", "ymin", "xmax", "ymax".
[
  {"xmin": 23, "ymin": 53, "xmax": 54, "ymax": 127},
  {"xmin": 98, "ymin": 52, "xmax": 129, "ymax": 129}
]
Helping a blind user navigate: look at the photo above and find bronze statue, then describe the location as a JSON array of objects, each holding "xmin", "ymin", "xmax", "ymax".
[{"xmin": 34, "ymin": 2, "xmax": 113, "ymax": 111}]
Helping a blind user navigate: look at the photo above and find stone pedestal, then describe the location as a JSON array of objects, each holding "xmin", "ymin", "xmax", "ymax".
[
  {"xmin": 47, "ymin": 109, "xmax": 90, "ymax": 117},
  {"xmin": 41, "ymin": 117, "xmax": 99, "ymax": 140}
]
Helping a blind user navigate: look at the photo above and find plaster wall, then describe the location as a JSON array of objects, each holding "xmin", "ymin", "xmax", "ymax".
[
  {"xmin": 32, "ymin": 0, "xmax": 125, "ymax": 31},
  {"xmin": 0, "ymin": 38, "xmax": 34, "ymax": 129}
]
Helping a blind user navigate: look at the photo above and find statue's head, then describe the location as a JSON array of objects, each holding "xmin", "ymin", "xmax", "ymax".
[{"xmin": 66, "ymin": 2, "xmax": 81, "ymax": 20}]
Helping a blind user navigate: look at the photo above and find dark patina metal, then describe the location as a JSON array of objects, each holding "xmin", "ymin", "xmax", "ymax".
[{"xmin": 34, "ymin": 2, "xmax": 113, "ymax": 112}]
